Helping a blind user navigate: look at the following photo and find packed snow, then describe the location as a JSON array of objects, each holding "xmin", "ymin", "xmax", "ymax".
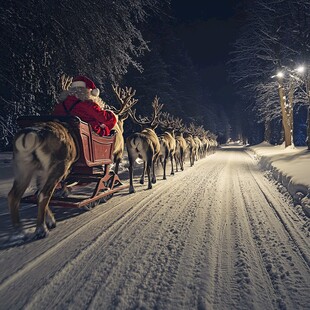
[{"xmin": 0, "ymin": 142, "xmax": 309, "ymax": 310}]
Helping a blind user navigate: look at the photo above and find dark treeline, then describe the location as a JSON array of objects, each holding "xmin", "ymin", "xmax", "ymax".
[{"xmin": 0, "ymin": 0, "xmax": 227, "ymax": 150}]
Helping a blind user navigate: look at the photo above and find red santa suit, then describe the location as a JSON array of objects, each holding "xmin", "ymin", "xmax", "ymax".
[{"xmin": 53, "ymin": 76, "xmax": 117, "ymax": 136}]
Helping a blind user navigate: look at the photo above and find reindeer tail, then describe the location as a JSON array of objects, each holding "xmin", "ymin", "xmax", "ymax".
[
  {"xmin": 15, "ymin": 130, "xmax": 40, "ymax": 153},
  {"xmin": 129, "ymin": 134, "xmax": 143, "ymax": 153}
]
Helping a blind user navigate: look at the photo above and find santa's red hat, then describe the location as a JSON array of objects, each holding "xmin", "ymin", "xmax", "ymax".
[{"xmin": 71, "ymin": 75, "xmax": 100, "ymax": 96}]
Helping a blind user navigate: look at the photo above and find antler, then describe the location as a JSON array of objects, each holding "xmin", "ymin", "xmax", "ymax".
[
  {"xmin": 112, "ymin": 84, "xmax": 138, "ymax": 116},
  {"xmin": 61, "ymin": 74, "xmax": 73, "ymax": 90},
  {"xmin": 188, "ymin": 123, "xmax": 197, "ymax": 135},
  {"xmin": 150, "ymin": 96, "xmax": 164, "ymax": 128},
  {"xmin": 170, "ymin": 115, "xmax": 186, "ymax": 133},
  {"xmin": 196, "ymin": 125, "xmax": 206, "ymax": 138},
  {"xmin": 158, "ymin": 111, "xmax": 171, "ymax": 129},
  {"xmin": 129, "ymin": 109, "xmax": 151, "ymax": 126},
  {"xmin": 129, "ymin": 96, "xmax": 164, "ymax": 129}
]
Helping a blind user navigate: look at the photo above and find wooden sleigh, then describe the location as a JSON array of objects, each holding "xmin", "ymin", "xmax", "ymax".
[{"xmin": 17, "ymin": 115, "xmax": 129, "ymax": 209}]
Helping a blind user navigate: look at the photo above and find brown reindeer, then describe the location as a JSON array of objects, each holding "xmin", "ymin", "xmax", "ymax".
[
  {"xmin": 7, "ymin": 75, "xmax": 79, "ymax": 239},
  {"xmin": 183, "ymin": 124, "xmax": 196, "ymax": 167},
  {"xmin": 187, "ymin": 123, "xmax": 202, "ymax": 162},
  {"xmin": 157, "ymin": 112, "xmax": 177, "ymax": 179},
  {"xmin": 110, "ymin": 85, "xmax": 138, "ymax": 174},
  {"xmin": 8, "ymin": 120, "xmax": 78, "ymax": 239},
  {"xmin": 172, "ymin": 116, "xmax": 187, "ymax": 172},
  {"xmin": 126, "ymin": 96, "xmax": 163, "ymax": 193}
]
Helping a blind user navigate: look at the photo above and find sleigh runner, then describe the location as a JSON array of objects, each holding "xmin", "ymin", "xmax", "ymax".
[{"xmin": 17, "ymin": 115, "xmax": 129, "ymax": 209}]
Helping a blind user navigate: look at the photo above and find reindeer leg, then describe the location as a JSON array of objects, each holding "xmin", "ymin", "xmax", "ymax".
[
  {"xmin": 151, "ymin": 155, "xmax": 157, "ymax": 185},
  {"xmin": 35, "ymin": 191, "xmax": 52, "ymax": 239},
  {"xmin": 140, "ymin": 161, "xmax": 146, "ymax": 185},
  {"xmin": 8, "ymin": 165, "xmax": 33, "ymax": 231},
  {"xmin": 174, "ymin": 154, "xmax": 179, "ymax": 172},
  {"xmin": 8, "ymin": 178, "xmax": 31, "ymax": 231},
  {"xmin": 127, "ymin": 154, "xmax": 135, "ymax": 194},
  {"xmin": 34, "ymin": 166, "xmax": 66, "ymax": 239},
  {"xmin": 170, "ymin": 153, "xmax": 175, "ymax": 175},
  {"xmin": 180, "ymin": 150, "xmax": 184, "ymax": 171},
  {"xmin": 163, "ymin": 157, "xmax": 167, "ymax": 180},
  {"xmin": 114, "ymin": 156, "xmax": 121, "ymax": 175},
  {"xmin": 147, "ymin": 158, "xmax": 152, "ymax": 189},
  {"xmin": 45, "ymin": 205, "xmax": 56, "ymax": 230}
]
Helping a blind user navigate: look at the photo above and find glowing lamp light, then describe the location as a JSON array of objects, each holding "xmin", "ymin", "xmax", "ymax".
[
  {"xmin": 276, "ymin": 71, "xmax": 284, "ymax": 78},
  {"xmin": 296, "ymin": 65, "xmax": 305, "ymax": 73}
]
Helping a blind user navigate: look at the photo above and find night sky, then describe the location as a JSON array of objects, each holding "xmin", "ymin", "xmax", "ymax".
[{"xmin": 171, "ymin": 0, "xmax": 242, "ymax": 112}]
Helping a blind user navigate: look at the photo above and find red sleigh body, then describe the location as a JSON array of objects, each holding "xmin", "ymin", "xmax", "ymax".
[{"xmin": 17, "ymin": 115, "xmax": 128, "ymax": 208}]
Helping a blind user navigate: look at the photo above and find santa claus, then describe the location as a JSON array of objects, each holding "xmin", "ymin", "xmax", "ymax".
[{"xmin": 53, "ymin": 75, "xmax": 117, "ymax": 136}]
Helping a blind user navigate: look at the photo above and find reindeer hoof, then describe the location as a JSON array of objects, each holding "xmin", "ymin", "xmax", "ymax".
[
  {"xmin": 46, "ymin": 216, "xmax": 56, "ymax": 230},
  {"xmin": 163, "ymin": 176, "xmax": 167, "ymax": 180},
  {"xmin": 34, "ymin": 225, "xmax": 49, "ymax": 239},
  {"xmin": 147, "ymin": 185, "xmax": 152, "ymax": 190},
  {"xmin": 139, "ymin": 179, "xmax": 144, "ymax": 185},
  {"xmin": 9, "ymin": 227, "xmax": 27, "ymax": 243},
  {"xmin": 129, "ymin": 186, "xmax": 135, "ymax": 194},
  {"xmin": 46, "ymin": 220, "xmax": 56, "ymax": 230},
  {"xmin": 151, "ymin": 178, "xmax": 156, "ymax": 184}
]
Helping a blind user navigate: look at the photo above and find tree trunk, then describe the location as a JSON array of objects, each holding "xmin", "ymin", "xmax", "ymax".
[
  {"xmin": 264, "ymin": 120, "xmax": 271, "ymax": 143},
  {"xmin": 307, "ymin": 106, "xmax": 310, "ymax": 150},
  {"xmin": 278, "ymin": 83, "xmax": 292, "ymax": 147},
  {"xmin": 287, "ymin": 82, "xmax": 294, "ymax": 147}
]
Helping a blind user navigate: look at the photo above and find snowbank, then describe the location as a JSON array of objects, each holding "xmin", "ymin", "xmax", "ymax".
[{"xmin": 248, "ymin": 142, "xmax": 310, "ymax": 217}]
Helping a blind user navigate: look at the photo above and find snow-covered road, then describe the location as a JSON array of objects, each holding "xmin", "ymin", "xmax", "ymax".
[{"xmin": 0, "ymin": 146, "xmax": 309, "ymax": 309}]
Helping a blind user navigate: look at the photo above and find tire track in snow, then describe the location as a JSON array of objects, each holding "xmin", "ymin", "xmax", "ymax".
[
  {"xmin": 0, "ymin": 186, "xmax": 175, "ymax": 308},
  {"xmin": 27, "ymin": 159, "xmax": 220, "ymax": 305},
  {"xmin": 22, "ymin": 160, "xmax": 219, "ymax": 309},
  {"xmin": 238, "ymin": 153, "xmax": 310, "ymax": 309},
  {"xmin": 197, "ymin": 149, "xmax": 275, "ymax": 309},
  {"xmin": 103, "ymin": 164, "xmax": 224, "ymax": 310}
]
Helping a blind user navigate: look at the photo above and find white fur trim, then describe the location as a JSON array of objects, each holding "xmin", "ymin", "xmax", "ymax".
[
  {"xmin": 71, "ymin": 81, "xmax": 87, "ymax": 88},
  {"xmin": 91, "ymin": 88, "xmax": 100, "ymax": 96}
]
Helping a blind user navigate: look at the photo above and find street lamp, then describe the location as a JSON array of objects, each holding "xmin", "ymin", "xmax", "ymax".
[
  {"xmin": 272, "ymin": 67, "xmax": 295, "ymax": 147},
  {"xmin": 277, "ymin": 71, "xmax": 284, "ymax": 79},
  {"xmin": 296, "ymin": 65, "xmax": 305, "ymax": 74},
  {"xmin": 271, "ymin": 65, "xmax": 310, "ymax": 148}
]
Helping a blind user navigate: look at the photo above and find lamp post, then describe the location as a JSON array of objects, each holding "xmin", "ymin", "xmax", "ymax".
[{"xmin": 274, "ymin": 70, "xmax": 294, "ymax": 147}]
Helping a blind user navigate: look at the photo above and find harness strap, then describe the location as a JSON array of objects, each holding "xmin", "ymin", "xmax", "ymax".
[{"xmin": 62, "ymin": 99, "xmax": 82, "ymax": 115}]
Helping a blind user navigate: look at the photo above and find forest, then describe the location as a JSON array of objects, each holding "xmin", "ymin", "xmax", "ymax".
[{"xmin": 0, "ymin": 0, "xmax": 310, "ymax": 150}]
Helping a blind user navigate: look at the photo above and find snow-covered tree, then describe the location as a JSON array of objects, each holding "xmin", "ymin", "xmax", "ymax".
[
  {"xmin": 229, "ymin": 0, "xmax": 310, "ymax": 147},
  {"xmin": 0, "ymin": 0, "xmax": 169, "ymax": 149}
]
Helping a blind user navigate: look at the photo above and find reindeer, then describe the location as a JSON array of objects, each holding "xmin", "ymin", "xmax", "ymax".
[
  {"xmin": 7, "ymin": 120, "xmax": 78, "ymax": 239},
  {"xmin": 208, "ymin": 133, "xmax": 218, "ymax": 154},
  {"xmin": 7, "ymin": 75, "xmax": 79, "ymax": 239},
  {"xmin": 110, "ymin": 85, "xmax": 138, "ymax": 174},
  {"xmin": 183, "ymin": 124, "xmax": 197, "ymax": 167},
  {"xmin": 172, "ymin": 116, "xmax": 187, "ymax": 172},
  {"xmin": 197, "ymin": 127, "xmax": 212, "ymax": 158},
  {"xmin": 126, "ymin": 96, "xmax": 163, "ymax": 193},
  {"xmin": 187, "ymin": 123, "xmax": 202, "ymax": 162},
  {"xmin": 157, "ymin": 112, "xmax": 176, "ymax": 179},
  {"xmin": 193, "ymin": 138, "xmax": 203, "ymax": 161}
]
